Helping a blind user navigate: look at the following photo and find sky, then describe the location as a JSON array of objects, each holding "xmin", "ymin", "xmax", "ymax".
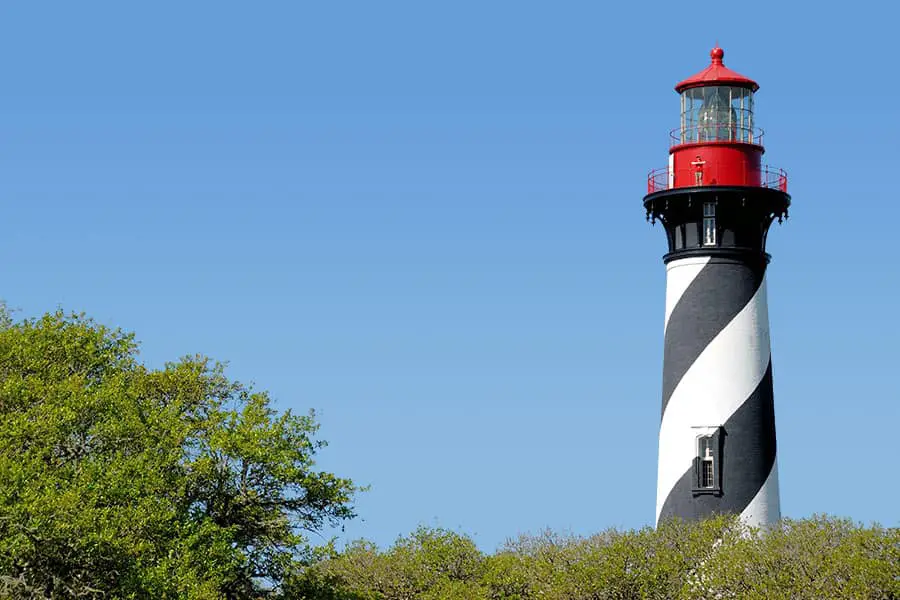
[{"xmin": 1, "ymin": 1, "xmax": 898, "ymax": 552}]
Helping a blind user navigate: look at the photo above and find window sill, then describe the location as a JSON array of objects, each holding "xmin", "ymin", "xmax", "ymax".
[{"xmin": 692, "ymin": 487, "xmax": 723, "ymax": 497}]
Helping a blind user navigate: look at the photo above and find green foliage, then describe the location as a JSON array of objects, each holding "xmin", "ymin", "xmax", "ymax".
[
  {"xmin": 695, "ymin": 515, "xmax": 900, "ymax": 599},
  {"xmin": 285, "ymin": 527, "xmax": 487, "ymax": 600},
  {"xmin": 0, "ymin": 309, "xmax": 358, "ymax": 598},
  {"xmin": 289, "ymin": 516, "xmax": 899, "ymax": 600}
]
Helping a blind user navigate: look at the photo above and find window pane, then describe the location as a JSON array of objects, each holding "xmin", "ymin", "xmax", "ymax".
[
  {"xmin": 699, "ymin": 436, "xmax": 711, "ymax": 457},
  {"xmin": 703, "ymin": 218, "xmax": 716, "ymax": 245},
  {"xmin": 702, "ymin": 460, "xmax": 714, "ymax": 488}
]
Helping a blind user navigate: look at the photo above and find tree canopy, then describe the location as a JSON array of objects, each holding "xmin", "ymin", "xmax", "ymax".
[
  {"xmin": 288, "ymin": 516, "xmax": 899, "ymax": 600},
  {"xmin": 0, "ymin": 309, "xmax": 358, "ymax": 598}
]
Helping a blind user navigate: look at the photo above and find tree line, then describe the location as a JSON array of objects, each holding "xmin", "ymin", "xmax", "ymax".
[
  {"xmin": 0, "ymin": 309, "xmax": 896, "ymax": 598},
  {"xmin": 288, "ymin": 516, "xmax": 898, "ymax": 599}
]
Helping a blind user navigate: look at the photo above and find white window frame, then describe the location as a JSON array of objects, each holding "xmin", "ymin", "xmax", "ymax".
[
  {"xmin": 702, "ymin": 202, "xmax": 716, "ymax": 246},
  {"xmin": 699, "ymin": 437, "xmax": 715, "ymax": 488},
  {"xmin": 692, "ymin": 425, "xmax": 722, "ymax": 494}
]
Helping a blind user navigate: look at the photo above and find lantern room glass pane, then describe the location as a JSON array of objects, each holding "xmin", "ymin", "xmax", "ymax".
[
  {"xmin": 680, "ymin": 86, "xmax": 754, "ymax": 143},
  {"xmin": 730, "ymin": 88, "xmax": 755, "ymax": 142}
]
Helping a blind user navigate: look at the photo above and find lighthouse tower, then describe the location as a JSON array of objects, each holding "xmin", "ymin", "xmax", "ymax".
[{"xmin": 644, "ymin": 47, "xmax": 789, "ymax": 527}]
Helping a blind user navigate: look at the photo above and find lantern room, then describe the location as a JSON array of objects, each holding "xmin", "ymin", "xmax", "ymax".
[
  {"xmin": 678, "ymin": 85, "xmax": 756, "ymax": 145},
  {"xmin": 647, "ymin": 47, "xmax": 787, "ymax": 193}
]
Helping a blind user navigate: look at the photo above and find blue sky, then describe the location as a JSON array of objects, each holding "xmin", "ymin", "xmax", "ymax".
[{"xmin": 1, "ymin": 2, "xmax": 897, "ymax": 551}]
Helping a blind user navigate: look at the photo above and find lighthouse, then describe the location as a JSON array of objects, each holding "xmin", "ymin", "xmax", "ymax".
[{"xmin": 644, "ymin": 47, "xmax": 789, "ymax": 527}]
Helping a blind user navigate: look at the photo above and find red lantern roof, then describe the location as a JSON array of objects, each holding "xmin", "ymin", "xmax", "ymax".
[{"xmin": 674, "ymin": 47, "xmax": 759, "ymax": 93}]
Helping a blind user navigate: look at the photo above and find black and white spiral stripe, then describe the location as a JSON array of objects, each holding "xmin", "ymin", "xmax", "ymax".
[{"xmin": 656, "ymin": 254, "xmax": 780, "ymax": 527}]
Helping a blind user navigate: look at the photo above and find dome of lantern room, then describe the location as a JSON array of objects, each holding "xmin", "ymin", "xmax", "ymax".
[{"xmin": 675, "ymin": 47, "xmax": 759, "ymax": 93}]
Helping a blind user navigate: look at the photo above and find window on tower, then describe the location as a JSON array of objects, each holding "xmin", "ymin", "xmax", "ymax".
[
  {"xmin": 703, "ymin": 203, "xmax": 716, "ymax": 246},
  {"xmin": 699, "ymin": 436, "xmax": 715, "ymax": 488},
  {"xmin": 692, "ymin": 427, "xmax": 722, "ymax": 495}
]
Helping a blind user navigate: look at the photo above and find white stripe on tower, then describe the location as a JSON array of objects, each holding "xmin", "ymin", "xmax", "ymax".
[
  {"xmin": 740, "ymin": 458, "xmax": 780, "ymax": 526},
  {"xmin": 656, "ymin": 256, "xmax": 780, "ymax": 527}
]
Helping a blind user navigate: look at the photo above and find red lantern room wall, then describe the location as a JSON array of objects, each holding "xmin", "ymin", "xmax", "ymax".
[{"xmin": 648, "ymin": 47, "xmax": 787, "ymax": 194}]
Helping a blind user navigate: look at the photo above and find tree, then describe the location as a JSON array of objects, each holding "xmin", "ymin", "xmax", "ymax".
[{"xmin": 0, "ymin": 309, "xmax": 358, "ymax": 598}]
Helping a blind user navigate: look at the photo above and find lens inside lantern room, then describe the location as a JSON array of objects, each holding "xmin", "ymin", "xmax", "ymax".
[{"xmin": 680, "ymin": 86, "xmax": 754, "ymax": 143}]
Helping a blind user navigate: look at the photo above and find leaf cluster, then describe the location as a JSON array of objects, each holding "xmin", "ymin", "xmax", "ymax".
[{"xmin": 0, "ymin": 310, "xmax": 358, "ymax": 598}]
